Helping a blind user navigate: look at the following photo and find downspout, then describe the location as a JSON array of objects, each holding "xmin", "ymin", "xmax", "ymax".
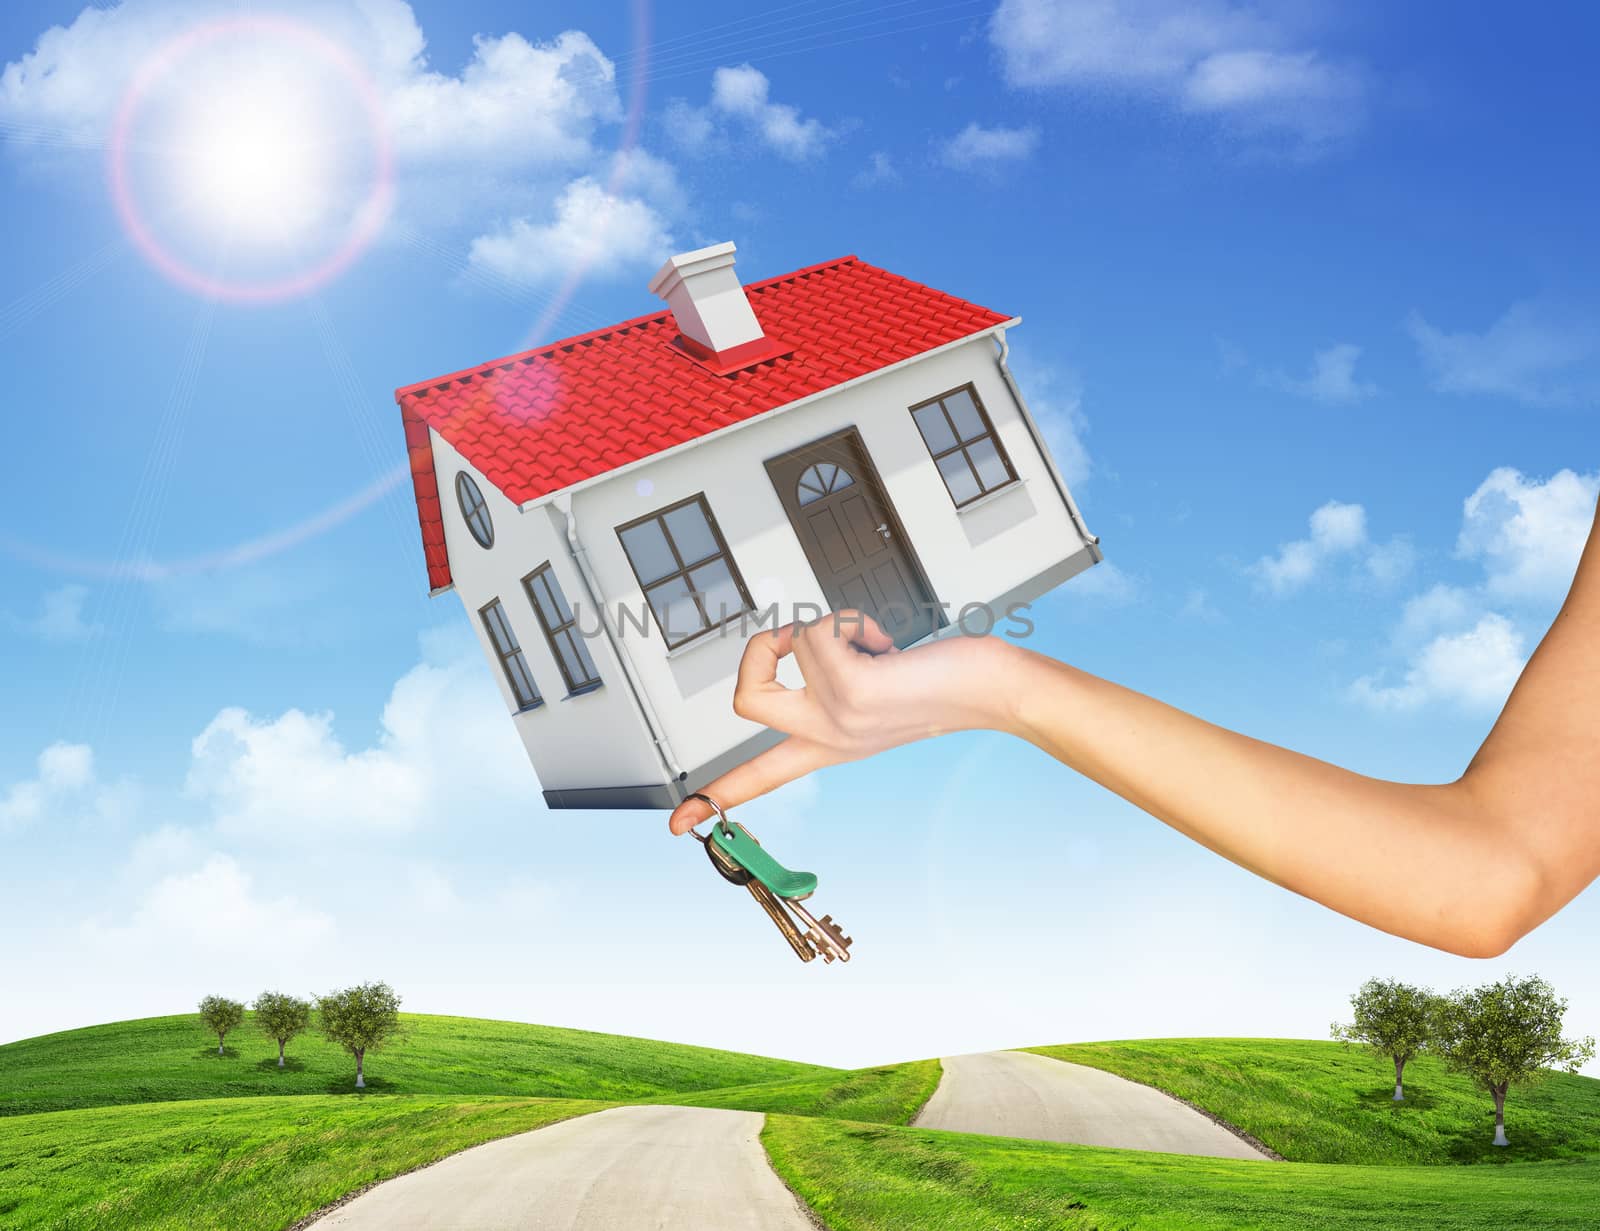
[
  {"xmin": 550, "ymin": 492, "xmax": 685, "ymax": 783},
  {"xmin": 993, "ymin": 328, "xmax": 1103, "ymax": 562}
]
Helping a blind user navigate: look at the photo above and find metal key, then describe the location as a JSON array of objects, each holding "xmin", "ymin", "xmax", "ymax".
[
  {"xmin": 699, "ymin": 807, "xmax": 819, "ymax": 962},
  {"xmin": 686, "ymin": 793, "xmax": 852, "ymax": 964}
]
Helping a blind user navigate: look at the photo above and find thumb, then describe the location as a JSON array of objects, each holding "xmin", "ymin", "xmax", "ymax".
[{"xmin": 667, "ymin": 736, "xmax": 839, "ymax": 835}]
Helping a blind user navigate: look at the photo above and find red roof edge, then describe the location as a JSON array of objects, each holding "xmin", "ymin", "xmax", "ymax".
[
  {"xmin": 392, "ymin": 254, "xmax": 861, "ymax": 402},
  {"xmin": 402, "ymin": 400, "xmax": 452, "ymax": 592}
]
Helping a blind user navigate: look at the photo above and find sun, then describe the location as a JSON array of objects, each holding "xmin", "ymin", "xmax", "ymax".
[
  {"xmin": 165, "ymin": 76, "xmax": 335, "ymax": 245},
  {"xmin": 109, "ymin": 15, "xmax": 392, "ymax": 302}
]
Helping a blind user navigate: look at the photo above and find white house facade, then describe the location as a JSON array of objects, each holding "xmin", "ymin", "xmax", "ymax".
[{"xmin": 398, "ymin": 243, "xmax": 1102, "ymax": 810}]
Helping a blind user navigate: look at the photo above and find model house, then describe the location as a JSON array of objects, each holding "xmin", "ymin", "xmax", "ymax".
[{"xmin": 396, "ymin": 242, "xmax": 1102, "ymax": 809}]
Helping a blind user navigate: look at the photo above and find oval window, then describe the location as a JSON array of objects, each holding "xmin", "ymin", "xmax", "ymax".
[
  {"xmin": 796, "ymin": 462, "xmax": 854, "ymax": 506},
  {"xmin": 456, "ymin": 472, "xmax": 494, "ymax": 548}
]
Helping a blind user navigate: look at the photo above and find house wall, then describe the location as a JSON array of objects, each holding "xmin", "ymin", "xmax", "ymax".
[
  {"xmin": 560, "ymin": 331, "xmax": 1098, "ymax": 784},
  {"xmin": 429, "ymin": 432, "xmax": 669, "ymax": 801}
]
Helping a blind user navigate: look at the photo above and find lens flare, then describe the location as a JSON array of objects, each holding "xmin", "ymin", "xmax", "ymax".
[{"xmin": 108, "ymin": 15, "xmax": 392, "ymax": 303}]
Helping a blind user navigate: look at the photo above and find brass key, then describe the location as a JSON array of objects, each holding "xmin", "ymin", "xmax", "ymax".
[{"xmin": 697, "ymin": 807, "xmax": 819, "ymax": 962}]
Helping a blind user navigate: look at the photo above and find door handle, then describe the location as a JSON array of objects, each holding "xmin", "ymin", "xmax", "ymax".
[{"xmin": 875, "ymin": 523, "xmax": 891, "ymax": 541}]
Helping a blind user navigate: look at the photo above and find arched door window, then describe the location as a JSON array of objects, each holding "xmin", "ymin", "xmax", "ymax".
[{"xmin": 796, "ymin": 462, "xmax": 854, "ymax": 506}]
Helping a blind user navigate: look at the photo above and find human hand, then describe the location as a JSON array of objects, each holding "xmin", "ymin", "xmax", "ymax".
[{"xmin": 666, "ymin": 609, "xmax": 1015, "ymax": 835}]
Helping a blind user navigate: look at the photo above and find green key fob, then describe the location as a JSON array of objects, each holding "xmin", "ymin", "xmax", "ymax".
[{"xmin": 709, "ymin": 822, "xmax": 819, "ymax": 901}]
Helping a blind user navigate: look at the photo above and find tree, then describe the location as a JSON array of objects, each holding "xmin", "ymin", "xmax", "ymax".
[
  {"xmin": 198, "ymin": 995, "xmax": 245, "ymax": 1056},
  {"xmin": 317, "ymin": 981, "xmax": 402, "ymax": 1089},
  {"xmin": 253, "ymin": 991, "xmax": 312, "ymax": 1068},
  {"xmin": 1330, "ymin": 978, "xmax": 1439, "ymax": 1101},
  {"xmin": 1434, "ymin": 974, "xmax": 1595, "ymax": 1146}
]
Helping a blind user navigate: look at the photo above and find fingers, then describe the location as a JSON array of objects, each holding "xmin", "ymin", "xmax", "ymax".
[
  {"xmin": 799, "ymin": 608, "xmax": 895, "ymax": 657},
  {"xmin": 731, "ymin": 621, "xmax": 813, "ymax": 733},
  {"xmin": 667, "ymin": 736, "xmax": 839, "ymax": 835}
]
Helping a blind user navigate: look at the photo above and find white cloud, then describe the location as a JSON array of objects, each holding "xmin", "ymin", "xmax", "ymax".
[
  {"xmin": 0, "ymin": 742, "xmax": 129, "ymax": 832},
  {"xmin": 989, "ymin": 0, "xmax": 1365, "ymax": 154},
  {"xmin": 853, "ymin": 151, "xmax": 900, "ymax": 188},
  {"xmin": 1071, "ymin": 560, "xmax": 1140, "ymax": 603},
  {"xmin": 467, "ymin": 176, "xmax": 674, "ymax": 286},
  {"xmin": 1347, "ymin": 467, "xmax": 1597, "ymax": 716},
  {"xmin": 1265, "ymin": 343, "xmax": 1376, "ymax": 404},
  {"xmin": 1178, "ymin": 588, "xmax": 1223, "ymax": 622},
  {"xmin": 6, "ymin": 584, "xmax": 100, "ymax": 642},
  {"xmin": 0, "ymin": 2, "xmax": 617, "ymax": 170},
  {"xmin": 1392, "ymin": 583, "xmax": 1477, "ymax": 648},
  {"xmin": 1006, "ymin": 353, "xmax": 1093, "ymax": 488},
  {"xmin": 186, "ymin": 630, "xmax": 530, "ymax": 843},
  {"xmin": 1348, "ymin": 613, "xmax": 1526, "ymax": 714},
  {"xmin": 1456, "ymin": 467, "xmax": 1600, "ymax": 604},
  {"xmin": 1406, "ymin": 300, "xmax": 1600, "ymax": 409},
  {"xmin": 940, "ymin": 121, "xmax": 1040, "ymax": 170},
  {"xmin": 1252, "ymin": 500, "xmax": 1367, "ymax": 594},
  {"xmin": 665, "ymin": 64, "xmax": 834, "ymax": 162},
  {"xmin": 0, "ymin": 2, "xmax": 683, "ymax": 289},
  {"xmin": 83, "ymin": 853, "xmax": 333, "ymax": 959}
]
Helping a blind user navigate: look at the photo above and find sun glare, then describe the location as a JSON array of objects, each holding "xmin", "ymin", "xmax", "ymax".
[
  {"xmin": 109, "ymin": 15, "xmax": 392, "ymax": 302},
  {"xmin": 167, "ymin": 80, "xmax": 334, "ymax": 244}
]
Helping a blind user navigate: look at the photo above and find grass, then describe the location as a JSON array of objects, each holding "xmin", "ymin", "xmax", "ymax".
[
  {"xmin": 0, "ymin": 1013, "xmax": 833, "ymax": 1116},
  {"xmin": 1025, "ymin": 1039, "xmax": 1600, "ymax": 1165},
  {"xmin": 0, "ymin": 1093, "xmax": 608, "ymax": 1231},
  {"xmin": 763, "ymin": 1114, "xmax": 1600, "ymax": 1231},
  {"xmin": 661, "ymin": 1059, "xmax": 941, "ymax": 1125}
]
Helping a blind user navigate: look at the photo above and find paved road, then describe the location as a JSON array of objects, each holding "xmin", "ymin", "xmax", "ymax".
[
  {"xmin": 914, "ymin": 1050, "xmax": 1271, "ymax": 1160},
  {"xmin": 305, "ymin": 1105, "xmax": 816, "ymax": 1230}
]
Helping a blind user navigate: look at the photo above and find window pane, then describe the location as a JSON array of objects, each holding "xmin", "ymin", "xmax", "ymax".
[
  {"xmin": 797, "ymin": 465, "xmax": 828, "ymax": 505},
  {"xmin": 620, "ymin": 519, "xmax": 678, "ymax": 585},
  {"xmin": 457, "ymin": 474, "xmax": 494, "ymax": 548},
  {"xmin": 570, "ymin": 628, "xmax": 600, "ymax": 682},
  {"xmin": 557, "ymin": 628, "xmax": 600, "ymax": 687},
  {"xmin": 647, "ymin": 575, "xmax": 705, "ymax": 643},
  {"xmin": 944, "ymin": 389, "xmax": 986, "ymax": 442},
  {"xmin": 482, "ymin": 602, "xmax": 515, "ymax": 655},
  {"xmin": 532, "ymin": 570, "xmax": 572, "ymax": 627},
  {"xmin": 968, "ymin": 437, "xmax": 1011, "ymax": 491},
  {"xmin": 664, "ymin": 501, "xmax": 719, "ymax": 565},
  {"xmin": 508, "ymin": 652, "xmax": 539, "ymax": 707},
  {"xmin": 912, "ymin": 403, "xmax": 957, "ymax": 453},
  {"xmin": 688, "ymin": 558, "xmax": 743, "ymax": 625},
  {"xmin": 936, "ymin": 451, "xmax": 982, "ymax": 504}
]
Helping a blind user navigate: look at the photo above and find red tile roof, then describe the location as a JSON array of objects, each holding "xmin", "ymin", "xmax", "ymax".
[{"xmin": 397, "ymin": 254, "xmax": 1012, "ymax": 592}]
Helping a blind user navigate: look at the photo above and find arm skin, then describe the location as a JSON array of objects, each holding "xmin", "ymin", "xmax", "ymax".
[{"xmin": 669, "ymin": 496, "xmax": 1600, "ymax": 959}]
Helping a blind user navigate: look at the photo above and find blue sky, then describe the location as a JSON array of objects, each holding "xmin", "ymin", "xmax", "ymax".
[{"xmin": 2, "ymin": 0, "xmax": 1597, "ymax": 1069}]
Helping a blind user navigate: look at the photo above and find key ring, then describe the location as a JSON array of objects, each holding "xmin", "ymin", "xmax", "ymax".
[{"xmin": 685, "ymin": 791, "xmax": 733, "ymax": 841}]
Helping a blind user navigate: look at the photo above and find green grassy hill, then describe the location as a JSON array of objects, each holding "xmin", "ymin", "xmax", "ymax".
[
  {"xmin": 657, "ymin": 1059, "xmax": 941, "ymax": 1125},
  {"xmin": 6, "ymin": 1025, "xmax": 1600, "ymax": 1231},
  {"xmin": 764, "ymin": 1115, "xmax": 1600, "ymax": 1231},
  {"xmin": 1029, "ymin": 1038, "xmax": 1600, "ymax": 1165},
  {"xmin": 0, "ymin": 1012, "xmax": 834, "ymax": 1116}
]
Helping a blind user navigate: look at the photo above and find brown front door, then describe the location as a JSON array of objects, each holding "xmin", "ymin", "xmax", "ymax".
[{"xmin": 765, "ymin": 427, "xmax": 942, "ymax": 647}]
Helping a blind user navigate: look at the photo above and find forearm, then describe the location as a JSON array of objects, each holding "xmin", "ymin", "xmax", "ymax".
[{"xmin": 982, "ymin": 639, "xmax": 1542, "ymax": 956}]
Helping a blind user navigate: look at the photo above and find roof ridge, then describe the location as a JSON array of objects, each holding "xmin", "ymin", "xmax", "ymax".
[{"xmin": 394, "ymin": 254, "xmax": 862, "ymax": 402}]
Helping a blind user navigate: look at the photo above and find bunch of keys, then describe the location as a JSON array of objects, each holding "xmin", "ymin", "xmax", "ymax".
[{"xmin": 686, "ymin": 792, "xmax": 853, "ymax": 964}]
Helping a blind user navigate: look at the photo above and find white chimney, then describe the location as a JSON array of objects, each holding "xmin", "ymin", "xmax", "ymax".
[{"xmin": 648, "ymin": 241, "xmax": 765, "ymax": 357}]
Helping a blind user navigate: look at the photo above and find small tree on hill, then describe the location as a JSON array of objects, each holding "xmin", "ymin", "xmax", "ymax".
[
  {"xmin": 1434, "ymin": 974, "xmax": 1595, "ymax": 1147},
  {"xmin": 317, "ymin": 981, "xmax": 402, "ymax": 1089},
  {"xmin": 253, "ymin": 991, "xmax": 312, "ymax": 1068},
  {"xmin": 1331, "ymin": 977, "xmax": 1439, "ymax": 1101},
  {"xmin": 198, "ymin": 995, "xmax": 245, "ymax": 1055}
]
